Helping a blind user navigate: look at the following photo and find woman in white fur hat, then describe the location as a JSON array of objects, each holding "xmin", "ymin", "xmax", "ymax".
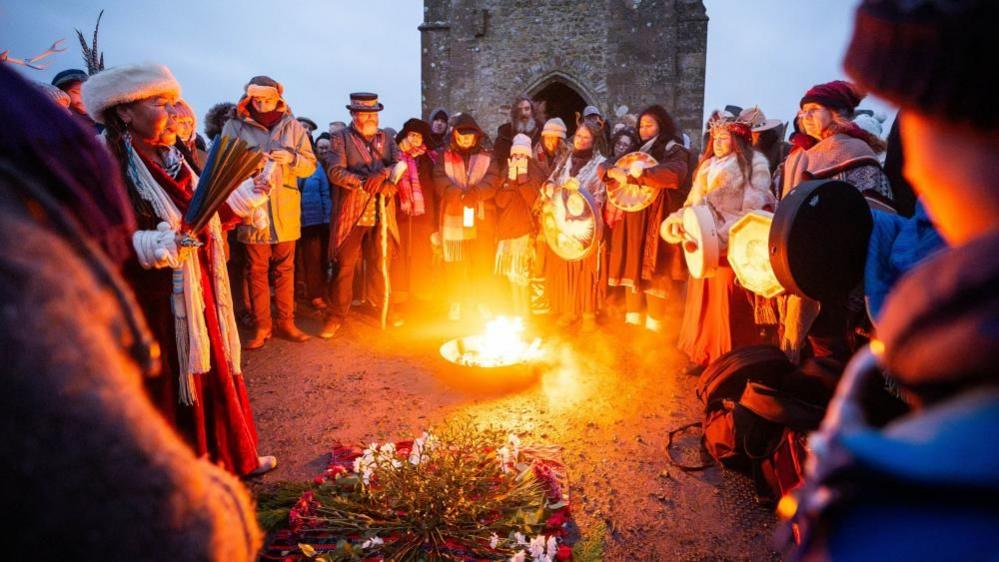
[{"xmin": 83, "ymin": 63, "xmax": 277, "ymax": 476}]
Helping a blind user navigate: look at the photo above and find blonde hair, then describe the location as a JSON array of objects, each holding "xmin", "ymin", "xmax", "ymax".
[{"xmin": 824, "ymin": 110, "xmax": 887, "ymax": 152}]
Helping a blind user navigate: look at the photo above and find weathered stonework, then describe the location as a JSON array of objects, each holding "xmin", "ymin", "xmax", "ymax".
[{"xmin": 420, "ymin": 0, "xmax": 707, "ymax": 141}]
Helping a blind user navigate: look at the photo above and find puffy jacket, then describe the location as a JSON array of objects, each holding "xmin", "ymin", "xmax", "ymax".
[
  {"xmin": 300, "ymin": 166, "xmax": 331, "ymax": 228},
  {"xmin": 222, "ymin": 99, "xmax": 316, "ymax": 243}
]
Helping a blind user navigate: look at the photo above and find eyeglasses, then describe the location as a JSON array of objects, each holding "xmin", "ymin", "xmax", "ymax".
[{"xmin": 798, "ymin": 107, "xmax": 827, "ymax": 118}]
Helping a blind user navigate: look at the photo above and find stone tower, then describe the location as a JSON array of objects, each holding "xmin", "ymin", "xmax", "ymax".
[{"xmin": 420, "ymin": 0, "xmax": 708, "ymax": 141}]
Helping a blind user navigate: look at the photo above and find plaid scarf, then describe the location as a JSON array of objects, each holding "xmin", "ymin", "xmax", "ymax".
[{"xmin": 398, "ymin": 147, "xmax": 426, "ymax": 216}]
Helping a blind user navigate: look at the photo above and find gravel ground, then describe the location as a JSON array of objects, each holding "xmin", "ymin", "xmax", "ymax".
[{"xmin": 243, "ymin": 304, "xmax": 779, "ymax": 561}]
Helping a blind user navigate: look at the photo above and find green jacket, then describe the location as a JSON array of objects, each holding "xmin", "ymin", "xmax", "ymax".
[{"xmin": 222, "ymin": 102, "xmax": 316, "ymax": 244}]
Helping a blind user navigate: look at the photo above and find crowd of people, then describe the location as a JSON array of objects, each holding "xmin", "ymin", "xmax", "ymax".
[{"xmin": 2, "ymin": 0, "xmax": 997, "ymax": 559}]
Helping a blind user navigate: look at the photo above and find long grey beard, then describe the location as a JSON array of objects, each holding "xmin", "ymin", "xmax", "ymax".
[{"xmin": 514, "ymin": 118, "xmax": 537, "ymax": 134}]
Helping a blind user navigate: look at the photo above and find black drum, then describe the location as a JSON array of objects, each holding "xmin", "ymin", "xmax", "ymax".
[{"xmin": 769, "ymin": 179, "xmax": 873, "ymax": 302}]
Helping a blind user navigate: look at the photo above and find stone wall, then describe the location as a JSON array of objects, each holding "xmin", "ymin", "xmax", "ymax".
[{"xmin": 421, "ymin": 0, "xmax": 707, "ymax": 142}]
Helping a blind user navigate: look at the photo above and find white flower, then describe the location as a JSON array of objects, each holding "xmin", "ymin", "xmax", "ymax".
[
  {"xmin": 528, "ymin": 535, "xmax": 547, "ymax": 559},
  {"xmin": 513, "ymin": 532, "xmax": 527, "ymax": 546},
  {"xmin": 507, "ymin": 434, "xmax": 521, "ymax": 461},
  {"xmin": 497, "ymin": 446, "xmax": 512, "ymax": 473},
  {"xmin": 546, "ymin": 536, "xmax": 558, "ymax": 559},
  {"xmin": 360, "ymin": 536, "xmax": 384, "ymax": 549},
  {"xmin": 489, "ymin": 533, "xmax": 500, "ymax": 549},
  {"xmin": 509, "ymin": 551, "xmax": 526, "ymax": 562}
]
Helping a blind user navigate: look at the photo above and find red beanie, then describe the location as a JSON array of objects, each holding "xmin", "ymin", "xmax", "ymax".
[{"xmin": 799, "ymin": 80, "xmax": 864, "ymax": 113}]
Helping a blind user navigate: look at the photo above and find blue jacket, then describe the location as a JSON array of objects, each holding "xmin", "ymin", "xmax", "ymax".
[{"xmin": 300, "ymin": 166, "xmax": 331, "ymax": 228}]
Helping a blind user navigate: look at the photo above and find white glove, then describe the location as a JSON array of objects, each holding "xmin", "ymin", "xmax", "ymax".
[
  {"xmin": 250, "ymin": 206, "xmax": 270, "ymax": 230},
  {"xmin": 133, "ymin": 222, "xmax": 180, "ymax": 269},
  {"xmin": 390, "ymin": 160, "xmax": 408, "ymax": 184},
  {"xmin": 227, "ymin": 177, "xmax": 269, "ymax": 217},
  {"xmin": 660, "ymin": 213, "xmax": 685, "ymax": 244}
]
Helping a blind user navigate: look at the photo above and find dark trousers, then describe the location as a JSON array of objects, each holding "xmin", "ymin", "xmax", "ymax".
[
  {"xmin": 298, "ymin": 224, "xmax": 330, "ymax": 301},
  {"xmin": 328, "ymin": 226, "xmax": 393, "ymax": 319},
  {"xmin": 245, "ymin": 240, "xmax": 296, "ymax": 331}
]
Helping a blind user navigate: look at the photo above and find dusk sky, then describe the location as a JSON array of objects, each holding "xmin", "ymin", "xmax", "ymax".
[{"xmin": 2, "ymin": 0, "xmax": 893, "ymax": 135}]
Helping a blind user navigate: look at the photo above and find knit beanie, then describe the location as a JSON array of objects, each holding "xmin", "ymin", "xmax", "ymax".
[
  {"xmin": 35, "ymin": 82, "xmax": 71, "ymax": 107},
  {"xmin": 800, "ymin": 80, "xmax": 864, "ymax": 113},
  {"xmin": 510, "ymin": 133, "xmax": 532, "ymax": 157},
  {"xmin": 51, "ymin": 68, "xmax": 88, "ymax": 89},
  {"xmin": 541, "ymin": 117, "xmax": 567, "ymax": 139},
  {"xmin": 844, "ymin": 0, "xmax": 996, "ymax": 131}
]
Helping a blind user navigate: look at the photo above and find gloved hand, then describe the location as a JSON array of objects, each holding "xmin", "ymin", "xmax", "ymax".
[
  {"xmin": 250, "ymin": 206, "xmax": 270, "ymax": 230},
  {"xmin": 227, "ymin": 177, "xmax": 269, "ymax": 217},
  {"xmin": 362, "ymin": 169, "xmax": 389, "ymax": 193},
  {"xmin": 660, "ymin": 213, "xmax": 685, "ymax": 244},
  {"xmin": 133, "ymin": 222, "xmax": 181, "ymax": 269}
]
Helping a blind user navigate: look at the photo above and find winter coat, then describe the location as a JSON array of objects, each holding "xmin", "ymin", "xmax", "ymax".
[
  {"xmin": 666, "ymin": 151, "xmax": 775, "ymax": 247},
  {"xmin": 636, "ymin": 138, "xmax": 691, "ymax": 287},
  {"xmin": 780, "ymin": 133, "xmax": 892, "ymax": 203},
  {"xmin": 300, "ymin": 165, "xmax": 332, "ymax": 228},
  {"xmin": 788, "ymin": 231, "xmax": 999, "ymax": 562},
  {"xmin": 325, "ymin": 125, "xmax": 401, "ymax": 253},
  {"xmin": 495, "ymin": 158, "xmax": 547, "ymax": 240},
  {"xmin": 222, "ymin": 99, "xmax": 317, "ymax": 244},
  {"xmin": 0, "ymin": 204, "xmax": 261, "ymax": 561},
  {"xmin": 494, "ymin": 121, "xmax": 542, "ymax": 166},
  {"xmin": 864, "ymin": 201, "xmax": 944, "ymax": 322}
]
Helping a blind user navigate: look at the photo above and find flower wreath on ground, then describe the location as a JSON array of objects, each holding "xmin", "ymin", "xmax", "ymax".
[{"xmin": 258, "ymin": 422, "xmax": 576, "ymax": 562}]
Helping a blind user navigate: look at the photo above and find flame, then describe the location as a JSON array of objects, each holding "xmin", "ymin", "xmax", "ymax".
[{"xmin": 460, "ymin": 316, "xmax": 543, "ymax": 368}]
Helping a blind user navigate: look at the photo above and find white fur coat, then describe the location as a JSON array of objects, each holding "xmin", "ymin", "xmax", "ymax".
[{"xmin": 670, "ymin": 151, "xmax": 775, "ymax": 246}]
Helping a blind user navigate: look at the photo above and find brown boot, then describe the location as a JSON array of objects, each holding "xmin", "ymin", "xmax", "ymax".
[
  {"xmin": 319, "ymin": 316, "xmax": 342, "ymax": 339},
  {"xmin": 275, "ymin": 320, "xmax": 311, "ymax": 342},
  {"xmin": 244, "ymin": 327, "xmax": 271, "ymax": 350}
]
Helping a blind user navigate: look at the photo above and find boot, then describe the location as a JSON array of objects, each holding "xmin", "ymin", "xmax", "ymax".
[
  {"xmin": 319, "ymin": 316, "xmax": 343, "ymax": 339},
  {"xmin": 247, "ymin": 455, "xmax": 278, "ymax": 477},
  {"xmin": 244, "ymin": 327, "xmax": 271, "ymax": 350},
  {"xmin": 276, "ymin": 320, "xmax": 311, "ymax": 343}
]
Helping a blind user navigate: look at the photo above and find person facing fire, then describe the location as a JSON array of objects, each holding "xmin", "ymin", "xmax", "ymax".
[
  {"xmin": 662, "ymin": 116, "xmax": 774, "ymax": 368},
  {"xmin": 432, "ymin": 113, "xmax": 500, "ymax": 322},
  {"xmin": 494, "ymin": 95, "xmax": 544, "ymax": 164},
  {"xmin": 322, "ymin": 92, "xmax": 402, "ymax": 338},
  {"xmin": 786, "ymin": 1, "xmax": 999, "ymax": 559},
  {"xmin": 222, "ymin": 75, "xmax": 317, "ymax": 350},
  {"xmin": 51, "ymin": 68, "xmax": 100, "ymax": 131},
  {"xmin": 82, "ymin": 63, "xmax": 277, "ymax": 476}
]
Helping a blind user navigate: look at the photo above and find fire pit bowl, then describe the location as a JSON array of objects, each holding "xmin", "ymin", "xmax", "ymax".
[{"xmin": 437, "ymin": 317, "xmax": 546, "ymax": 395}]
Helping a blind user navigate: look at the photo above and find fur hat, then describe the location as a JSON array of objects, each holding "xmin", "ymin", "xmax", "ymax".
[
  {"xmin": 82, "ymin": 63, "xmax": 181, "ymax": 124},
  {"xmin": 541, "ymin": 117, "xmax": 567, "ymax": 138},
  {"xmin": 511, "ymin": 133, "xmax": 532, "ymax": 157},
  {"xmin": 245, "ymin": 75, "xmax": 283, "ymax": 97},
  {"xmin": 396, "ymin": 118, "xmax": 432, "ymax": 143}
]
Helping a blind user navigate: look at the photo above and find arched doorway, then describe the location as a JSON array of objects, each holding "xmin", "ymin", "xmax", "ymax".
[{"xmin": 532, "ymin": 81, "xmax": 588, "ymax": 137}]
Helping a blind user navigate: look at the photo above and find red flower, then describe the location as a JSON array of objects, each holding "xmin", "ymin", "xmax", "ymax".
[
  {"xmin": 545, "ymin": 510, "xmax": 568, "ymax": 530},
  {"xmin": 556, "ymin": 544, "xmax": 573, "ymax": 560}
]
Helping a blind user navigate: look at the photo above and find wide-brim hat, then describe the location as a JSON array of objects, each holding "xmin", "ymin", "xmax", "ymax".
[
  {"xmin": 738, "ymin": 106, "xmax": 782, "ymax": 133},
  {"xmin": 82, "ymin": 63, "xmax": 181, "ymax": 124},
  {"xmin": 346, "ymin": 92, "xmax": 384, "ymax": 112},
  {"xmin": 396, "ymin": 118, "xmax": 432, "ymax": 143}
]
